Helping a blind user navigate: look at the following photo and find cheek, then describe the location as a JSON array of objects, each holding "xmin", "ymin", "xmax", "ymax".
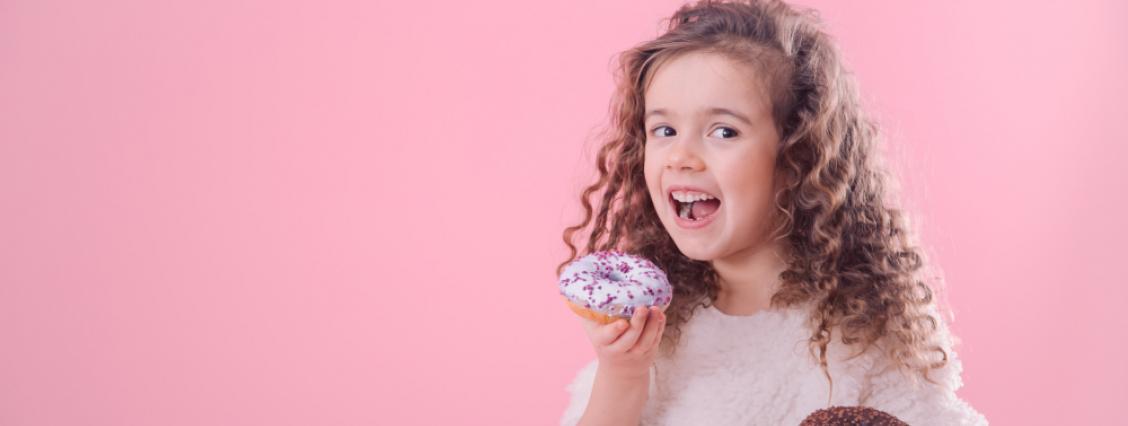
[
  {"xmin": 643, "ymin": 151, "xmax": 661, "ymax": 194},
  {"xmin": 722, "ymin": 160, "xmax": 777, "ymax": 220}
]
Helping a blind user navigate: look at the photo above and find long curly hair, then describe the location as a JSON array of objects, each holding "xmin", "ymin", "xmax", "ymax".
[{"xmin": 557, "ymin": 0, "xmax": 956, "ymax": 399}]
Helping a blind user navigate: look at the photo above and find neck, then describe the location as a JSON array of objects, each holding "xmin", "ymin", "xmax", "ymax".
[{"xmin": 709, "ymin": 238, "xmax": 790, "ymax": 316}]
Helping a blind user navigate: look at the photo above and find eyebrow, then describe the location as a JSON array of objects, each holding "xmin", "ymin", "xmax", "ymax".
[{"xmin": 644, "ymin": 107, "xmax": 754, "ymax": 126}]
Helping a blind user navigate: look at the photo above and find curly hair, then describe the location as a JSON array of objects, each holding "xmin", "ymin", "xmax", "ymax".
[{"xmin": 557, "ymin": 0, "xmax": 956, "ymax": 402}]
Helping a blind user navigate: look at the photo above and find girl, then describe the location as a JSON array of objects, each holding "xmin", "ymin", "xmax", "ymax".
[{"xmin": 556, "ymin": 0, "xmax": 988, "ymax": 425}]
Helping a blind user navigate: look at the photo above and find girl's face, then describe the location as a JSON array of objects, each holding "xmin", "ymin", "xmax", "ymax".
[{"xmin": 643, "ymin": 51, "xmax": 782, "ymax": 261}]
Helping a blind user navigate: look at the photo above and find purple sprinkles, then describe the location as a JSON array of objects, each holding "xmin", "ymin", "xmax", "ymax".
[{"xmin": 557, "ymin": 250, "xmax": 672, "ymax": 318}]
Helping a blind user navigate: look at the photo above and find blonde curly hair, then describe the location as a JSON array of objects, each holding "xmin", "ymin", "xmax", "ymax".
[{"xmin": 557, "ymin": 0, "xmax": 956, "ymax": 400}]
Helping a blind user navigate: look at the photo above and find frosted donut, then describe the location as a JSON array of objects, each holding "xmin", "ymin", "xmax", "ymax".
[{"xmin": 558, "ymin": 250, "xmax": 672, "ymax": 324}]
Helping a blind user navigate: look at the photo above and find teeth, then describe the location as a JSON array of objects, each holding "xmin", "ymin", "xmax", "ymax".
[
  {"xmin": 671, "ymin": 190, "xmax": 717, "ymax": 203},
  {"xmin": 678, "ymin": 202, "xmax": 692, "ymax": 219}
]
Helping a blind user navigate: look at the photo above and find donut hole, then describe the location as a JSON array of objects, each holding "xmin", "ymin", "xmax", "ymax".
[{"xmin": 599, "ymin": 270, "xmax": 626, "ymax": 282}]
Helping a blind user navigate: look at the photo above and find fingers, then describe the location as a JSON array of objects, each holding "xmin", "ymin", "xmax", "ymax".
[
  {"xmin": 607, "ymin": 307, "xmax": 650, "ymax": 352},
  {"xmin": 579, "ymin": 306, "xmax": 664, "ymax": 353},
  {"xmin": 628, "ymin": 307, "xmax": 666, "ymax": 354},
  {"xmin": 581, "ymin": 317, "xmax": 628, "ymax": 346}
]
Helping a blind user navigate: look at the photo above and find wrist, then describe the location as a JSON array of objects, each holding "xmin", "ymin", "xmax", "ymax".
[{"xmin": 596, "ymin": 363, "xmax": 652, "ymax": 383}]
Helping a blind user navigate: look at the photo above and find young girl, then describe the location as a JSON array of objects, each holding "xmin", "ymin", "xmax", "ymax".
[{"xmin": 556, "ymin": 1, "xmax": 988, "ymax": 425}]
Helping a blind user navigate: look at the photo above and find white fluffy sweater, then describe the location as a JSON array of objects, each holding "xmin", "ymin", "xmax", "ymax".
[{"xmin": 560, "ymin": 301, "xmax": 988, "ymax": 425}]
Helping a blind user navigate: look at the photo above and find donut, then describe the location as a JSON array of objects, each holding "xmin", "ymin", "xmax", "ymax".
[
  {"xmin": 557, "ymin": 250, "xmax": 672, "ymax": 324},
  {"xmin": 799, "ymin": 406, "xmax": 908, "ymax": 426}
]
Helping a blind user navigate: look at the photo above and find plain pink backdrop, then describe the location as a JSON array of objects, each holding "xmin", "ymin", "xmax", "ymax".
[{"xmin": 2, "ymin": 0, "xmax": 1125, "ymax": 424}]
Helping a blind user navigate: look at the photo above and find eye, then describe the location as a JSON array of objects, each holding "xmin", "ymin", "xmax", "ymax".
[
  {"xmin": 710, "ymin": 126, "xmax": 739, "ymax": 139},
  {"xmin": 650, "ymin": 125, "xmax": 676, "ymax": 138}
]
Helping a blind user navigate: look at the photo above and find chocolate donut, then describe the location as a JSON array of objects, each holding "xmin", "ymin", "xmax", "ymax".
[{"xmin": 800, "ymin": 406, "xmax": 909, "ymax": 426}]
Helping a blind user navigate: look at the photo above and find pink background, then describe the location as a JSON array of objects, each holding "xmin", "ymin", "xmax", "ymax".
[{"xmin": 2, "ymin": 0, "xmax": 1124, "ymax": 424}]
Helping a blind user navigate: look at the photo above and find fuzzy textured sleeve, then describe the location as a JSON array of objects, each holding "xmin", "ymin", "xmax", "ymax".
[
  {"xmin": 559, "ymin": 359, "xmax": 598, "ymax": 426},
  {"xmin": 860, "ymin": 333, "xmax": 989, "ymax": 425}
]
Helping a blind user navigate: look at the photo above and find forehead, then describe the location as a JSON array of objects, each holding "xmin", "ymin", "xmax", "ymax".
[{"xmin": 642, "ymin": 51, "xmax": 772, "ymax": 120}]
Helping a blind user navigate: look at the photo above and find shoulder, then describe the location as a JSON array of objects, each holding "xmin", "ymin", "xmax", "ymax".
[
  {"xmin": 559, "ymin": 359, "xmax": 598, "ymax": 426},
  {"xmin": 854, "ymin": 314, "xmax": 989, "ymax": 425},
  {"xmin": 564, "ymin": 358, "xmax": 599, "ymax": 395}
]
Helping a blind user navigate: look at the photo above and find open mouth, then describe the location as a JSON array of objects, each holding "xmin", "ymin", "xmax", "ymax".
[{"xmin": 668, "ymin": 192, "xmax": 722, "ymax": 222}]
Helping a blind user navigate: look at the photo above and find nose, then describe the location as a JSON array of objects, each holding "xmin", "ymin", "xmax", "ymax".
[{"xmin": 665, "ymin": 137, "xmax": 705, "ymax": 172}]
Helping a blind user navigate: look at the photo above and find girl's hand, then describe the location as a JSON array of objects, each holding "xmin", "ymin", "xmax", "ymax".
[{"xmin": 579, "ymin": 306, "xmax": 666, "ymax": 380}]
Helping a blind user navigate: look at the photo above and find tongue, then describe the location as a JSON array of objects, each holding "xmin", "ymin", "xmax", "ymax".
[{"xmin": 691, "ymin": 199, "xmax": 720, "ymax": 219}]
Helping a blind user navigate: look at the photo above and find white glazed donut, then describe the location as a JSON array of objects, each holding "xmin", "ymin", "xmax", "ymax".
[{"xmin": 558, "ymin": 250, "xmax": 672, "ymax": 324}]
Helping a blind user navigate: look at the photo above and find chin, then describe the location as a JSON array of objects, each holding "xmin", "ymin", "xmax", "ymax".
[
  {"xmin": 658, "ymin": 222, "xmax": 720, "ymax": 262},
  {"xmin": 671, "ymin": 239, "xmax": 723, "ymax": 262}
]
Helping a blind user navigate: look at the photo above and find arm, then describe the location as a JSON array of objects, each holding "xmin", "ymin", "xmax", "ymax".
[
  {"xmin": 560, "ymin": 307, "xmax": 665, "ymax": 426},
  {"xmin": 561, "ymin": 361, "xmax": 652, "ymax": 426},
  {"xmin": 580, "ymin": 366, "xmax": 651, "ymax": 426}
]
